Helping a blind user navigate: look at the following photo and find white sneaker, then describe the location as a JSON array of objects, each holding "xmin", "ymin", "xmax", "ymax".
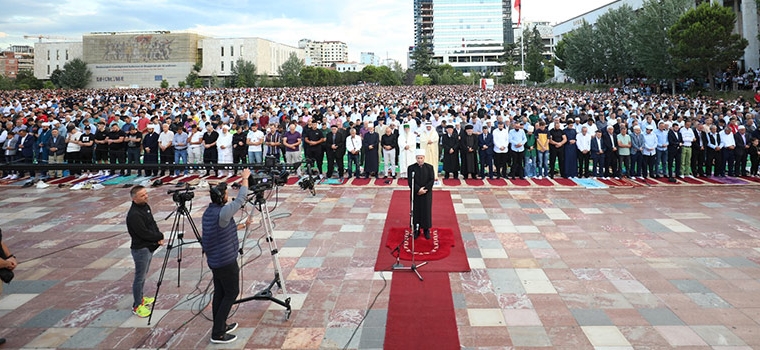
[
  {"xmin": 71, "ymin": 183, "xmax": 84, "ymax": 190},
  {"xmin": 88, "ymin": 173, "xmax": 97, "ymax": 178},
  {"xmin": 36, "ymin": 181, "xmax": 50, "ymax": 189},
  {"xmin": 105, "ymin": 170, "xmax": 111, "ymax": 176},
  {"xmin": 10, "ymin": 174, "xmax": 18, "ymax": 180},
  {"xmin": 2, "ymin": 175, "xmax": 10, "ymax": 180},
  {"xmin": 78, "ymin": 174, "xmax": 88, "ymax": 179},
  {"xmin": 96, "ymin": 170, "xmax": 104, "ymax": 176}
]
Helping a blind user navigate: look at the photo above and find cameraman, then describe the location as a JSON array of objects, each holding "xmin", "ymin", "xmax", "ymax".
[{"xmin": 201, "ymin": 168, "xmax": 252, "ymax": 344}]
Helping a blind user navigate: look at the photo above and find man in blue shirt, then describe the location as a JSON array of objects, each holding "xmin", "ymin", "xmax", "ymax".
[
  {"xmin": 508, "ymin": 121, "xmax": 527, "ymax": 179},
  {"xmin": 654, "ymin": 121, "xmax": 669, "ymax": 177}
]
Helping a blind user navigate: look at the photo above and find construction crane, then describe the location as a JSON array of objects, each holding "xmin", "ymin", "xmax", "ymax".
[{"xmin": 23, "ymin": 35, "xmax": 76, "ymax": 42}]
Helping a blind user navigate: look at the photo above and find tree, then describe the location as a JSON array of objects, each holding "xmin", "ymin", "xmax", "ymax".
[
  {"xmin": 43, "ymin": 81, "xmax": 56, "ymax": 89},
  {"xmin": 390, "ymin": 60, "xmax": 405, "ymax": 84},
  {"xmin": 669, "ymin": 2, "xmax": 748, "ymax": 89},
  {"xmin": 562, "ymin": 21, "xmax": 602, "ymax": 82},
  {"xmin": 15, "ymin": 70, "xmax": 43, "ymax": 90},
  {"xmin": 185, "ymin": 63, "xmax": 201, "ymax": 87},
  {"xmin": 524, "ymin": 25, "xmax": 546, "ymax": 83},
  {"xmin": 633, "ymin": 0, "xmax": 691, "ymax": 94},
  {"xmin": 499, "ymin": 42, "xmax": 519, "ymax": 84},
  {"xmin": 57, "ymin": 58, "xmax": 92, "ymax": 89},
  {"xmin": 413, "ymin": 74, "xmax": 432, "ymax": 85},
  {"xmin": 230, "ymin": 59, "xmax": 258, "ymax": 87},
  {"xmin": 410, "ymin": 40, "xmax": 435, "ymax": 74},
  {"xmin": 160, "ymin": 79, "xmax": 169, "ymax": 89},
  {"xmin": 49, "ymin": 68, "xmax": 64, "ymax": 87},
  {"xmin": 0, "ymin": 75, "xmax": 15, "ymax": 90},
  {"xmin": 595, "ymin": 5, "xmax": 637, "ymax": 80},
  {"xmin": 278, "ymin": 52, "xmax": 304, "ymax": 87},
  {"xmin": 553, "ymin": 38, "xmax": 567, "ymax": 72}
]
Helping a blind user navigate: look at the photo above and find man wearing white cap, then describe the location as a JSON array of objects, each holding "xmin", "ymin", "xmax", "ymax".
[{"xmin": 408, "ymin": 148, "xmax": 434, "ymax": 240}]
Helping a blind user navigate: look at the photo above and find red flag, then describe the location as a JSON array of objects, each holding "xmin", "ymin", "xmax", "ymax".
[{"xmin": 514, "ymin": 0, "xmax": 521, "ymax": 26}]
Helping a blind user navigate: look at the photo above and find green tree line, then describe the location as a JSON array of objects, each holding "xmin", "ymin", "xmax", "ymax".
[{"xmin": 555, "ymin": 0, "xmax": 748, "ymax": 92}]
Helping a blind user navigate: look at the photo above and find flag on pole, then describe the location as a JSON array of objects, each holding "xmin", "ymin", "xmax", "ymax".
[{"xmin": 514, "ymin": 0, "xmax": 521, "ymax": 26}]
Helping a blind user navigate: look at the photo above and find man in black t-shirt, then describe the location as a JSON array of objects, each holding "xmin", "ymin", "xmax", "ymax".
[
  {"xmin": 79, "ymin": 127, "xmax": 95, "ymax": 177},
  {"xmin": 107, "ymin": 123, "xmax": 127, "ymax": 176},
  {"xmin": 94, "ymin": 122, "xmax": 110, "ymax": 175},
  {"xmin": 548, "ymin": 120, "xmax": 567, "ymax": 178}
]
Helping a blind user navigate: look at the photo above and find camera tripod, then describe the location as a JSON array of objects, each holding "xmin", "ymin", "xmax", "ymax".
[
  {"xmin": 147, "ymin": 197, "xmax": 202, "ymax": 325},
  {"xmin": 234, "ymin": 189, "xmax": 292, "ymax": 319}
]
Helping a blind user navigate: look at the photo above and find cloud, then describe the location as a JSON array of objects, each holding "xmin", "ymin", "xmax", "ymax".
[{"xmin": 0, "ymin": 32, "xmax": 7, "ymax": 38}]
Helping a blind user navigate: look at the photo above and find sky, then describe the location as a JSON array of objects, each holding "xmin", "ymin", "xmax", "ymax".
[{"xmin": 0, "ymin": 0, "xmax": 615, "ymax": 67}]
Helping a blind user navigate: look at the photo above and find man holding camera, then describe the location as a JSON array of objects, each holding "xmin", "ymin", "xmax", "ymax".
[{"xmin": 201, "ymin": 168, "xmax": 252, "ymax": 344}]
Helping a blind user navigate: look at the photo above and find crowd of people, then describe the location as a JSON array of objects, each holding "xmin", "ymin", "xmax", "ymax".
[{"xmin": 1, "ymin": 85, "xmax": 760, "ymax": 183}]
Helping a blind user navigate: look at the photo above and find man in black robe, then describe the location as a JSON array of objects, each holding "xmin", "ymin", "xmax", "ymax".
[
  {"xmin": 441, "ymin": 125, "xmax": 460, "ymax": 179},
  {"xmin": 362, "ymin": 125, "xmax": 380, "ymax": 178},
  {"xmin": 460, "ymin": 124, "xmax": 479, "ymax": 179},
  {"xmin": 408, "ymin": 149, "xmax": 435, "ymax": 239}
]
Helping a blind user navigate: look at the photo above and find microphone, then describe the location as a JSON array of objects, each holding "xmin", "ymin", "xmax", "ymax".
[{"xmin": 411, "ymin": 171, "xmax": 415, "ymax": 178}]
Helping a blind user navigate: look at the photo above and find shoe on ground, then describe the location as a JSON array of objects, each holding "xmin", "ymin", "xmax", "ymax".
[
  {"xmin": 0, "ymin": 337, "xmax": 5, "ymax": 345},
  {"xmin": 424, "ymin": 229, "xmax": 431, "ymax": 240},
  {"xmin": 96, "ymin": 170, "xmax": 104, "ymax": 176},
  {"xmin": 133, "ymin": 304, "xmax": 151, "ymax": 318},
  {"xmin": 142, "ymin": 296, "xmax": 155, "ymax": 306},
  {"xmin": 9, "ymin": 174, "xmax": 18, "ymax": 180},
  {"xmin": 226, "ymin": 322, "xmax": 238, "ymax": 334},
  {"xmin": 210, "ymin": 333, "xmax": 237, "ymax": 344}
]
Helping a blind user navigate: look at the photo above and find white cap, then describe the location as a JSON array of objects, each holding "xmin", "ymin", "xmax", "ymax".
[{"xmin": 415, "ymin": 149, "xmax": 426, "ymax": 157}]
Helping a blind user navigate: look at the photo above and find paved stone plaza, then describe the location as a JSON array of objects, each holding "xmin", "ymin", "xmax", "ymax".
[{"xmin": 0, "ymin": 183, "xmax": 759, "ymax": 349}]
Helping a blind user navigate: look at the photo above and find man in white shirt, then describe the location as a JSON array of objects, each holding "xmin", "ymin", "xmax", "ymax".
[
  {"xmin": 158, "ymin": 124, "xmax": 174, "ymax": 176},
  {"xmin": 492, "ymin": 121, "xmax": 510, "ymax": 178},
  {"xmin": 576, "ymin": 126, "xmax": 592, "ymax": 178},
  {"xmin": 345, "ymin": 127, "xmax": 362, "ymax": 178},
  {"xmin": 246, "ymin": 124, "xmax": 265, "ymax": 164},
  {"xmin": 679, "ymin": 119, "xmax": 696, "ymax": 177},
  {"xmin": 719, "ymin": 127, "xmax": 736, "ymax": 176}
]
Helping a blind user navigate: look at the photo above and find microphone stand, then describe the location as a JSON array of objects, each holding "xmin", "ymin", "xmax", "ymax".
[{"xmin": 392, "ymin": 169, "xmax": 427, "ymax": 281}]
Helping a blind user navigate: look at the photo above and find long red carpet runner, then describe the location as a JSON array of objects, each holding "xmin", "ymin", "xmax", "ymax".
[{"xmin": 376, "ymin": 190, "xmax": 468, "ymax": 350}]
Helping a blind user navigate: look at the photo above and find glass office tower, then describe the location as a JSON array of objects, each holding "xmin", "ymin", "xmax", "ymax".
[{"xmin": 414, "ymin": 0, "xmax": 514, "ymax": 73}]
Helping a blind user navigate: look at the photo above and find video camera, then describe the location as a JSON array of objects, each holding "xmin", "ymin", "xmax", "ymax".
[{"xmin": 167, "ymin": 183, "xmax": 195, "ymax": 203}]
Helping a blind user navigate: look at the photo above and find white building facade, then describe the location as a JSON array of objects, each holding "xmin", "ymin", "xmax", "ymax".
[
  {"xmin": 199, "ymin": 38, "xmax": 305, "ymax": 77},
  {"xmin": 33, "ymin": 42, "xmax": 83, "ymax": 79},
  {"xmin": 299, "ymin": 39, "xmax": 348, "ymax": 68},
  {"xmin": 335, "ymin": 62, "xmax": 366, "ymax": 72}
]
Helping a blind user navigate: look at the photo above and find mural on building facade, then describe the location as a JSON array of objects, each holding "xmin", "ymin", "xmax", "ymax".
[{"xmin": 101, "ymin": 35, "xmax": 175, "ymax": 63}]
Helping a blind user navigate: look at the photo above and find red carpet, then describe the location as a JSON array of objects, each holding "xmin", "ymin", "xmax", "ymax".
[
  {"xmin": 385, "ymin": 227, "xmax": 455, "ymax": 261},
  {"xmin": 636, "ymin": 177, "xmax": 658, "ymax": 185},
  {"xmin": 398, "ymin": 178, "xmax": 408, "ymax": 187},
  {"xmin": 464, "ymin": 178, "xmax": 484, "ymax": 186},
  {"xmin": 487, "ymin": 178, "xmax": 508, "ymax": 186},
  {"xmin": 699, "ymin": 176, "xmax": 723, "ymax": 184},
  {"xmin": 374, "ymin": 191, "xmax": 469, "ymax": 272},
  {"xmin": 47, "ymin": 176, "xmax": 76, "ymax": 185},
  {"xmin": 385, "ymin": 272, "xmax": 460, "ymax": 350},
  {"xmin": 286, "ymin": 176, "xmax": 299, "ymax": 185},
  {"xmin": 442, "ymin": 178, "xmax": 461, "ymax": 186},
  {"xmin": 653, "ymin": 177, "xmax": 680, "ymax": 185},
  {"xmin": 554, "ymin": 178, "xmax": 577, "ymax": 186},
  {"xmin": 509, "ymin": 178, "xmax": 531, "ymax": 186},
  {"xmin": 351, "ymin": 177, "xmax": 371, "ymax": 186},
  {"xmin": 532, "ymin": 178, "xmax": 554, "ymax": 186},
  {"xmin": 681, "ymin": 176, "xmax": 704, "ymax": 185},
  {"xmin": 740, "ymin": 176, "xmax": 760, "ymax": 183},
  {"xmin": 598, "ymin": 178, "xmax": 640, "ymax": 187},
  {"xmin": 375, "ymin": 178, "xmax": 394, "ymax": 186}
]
